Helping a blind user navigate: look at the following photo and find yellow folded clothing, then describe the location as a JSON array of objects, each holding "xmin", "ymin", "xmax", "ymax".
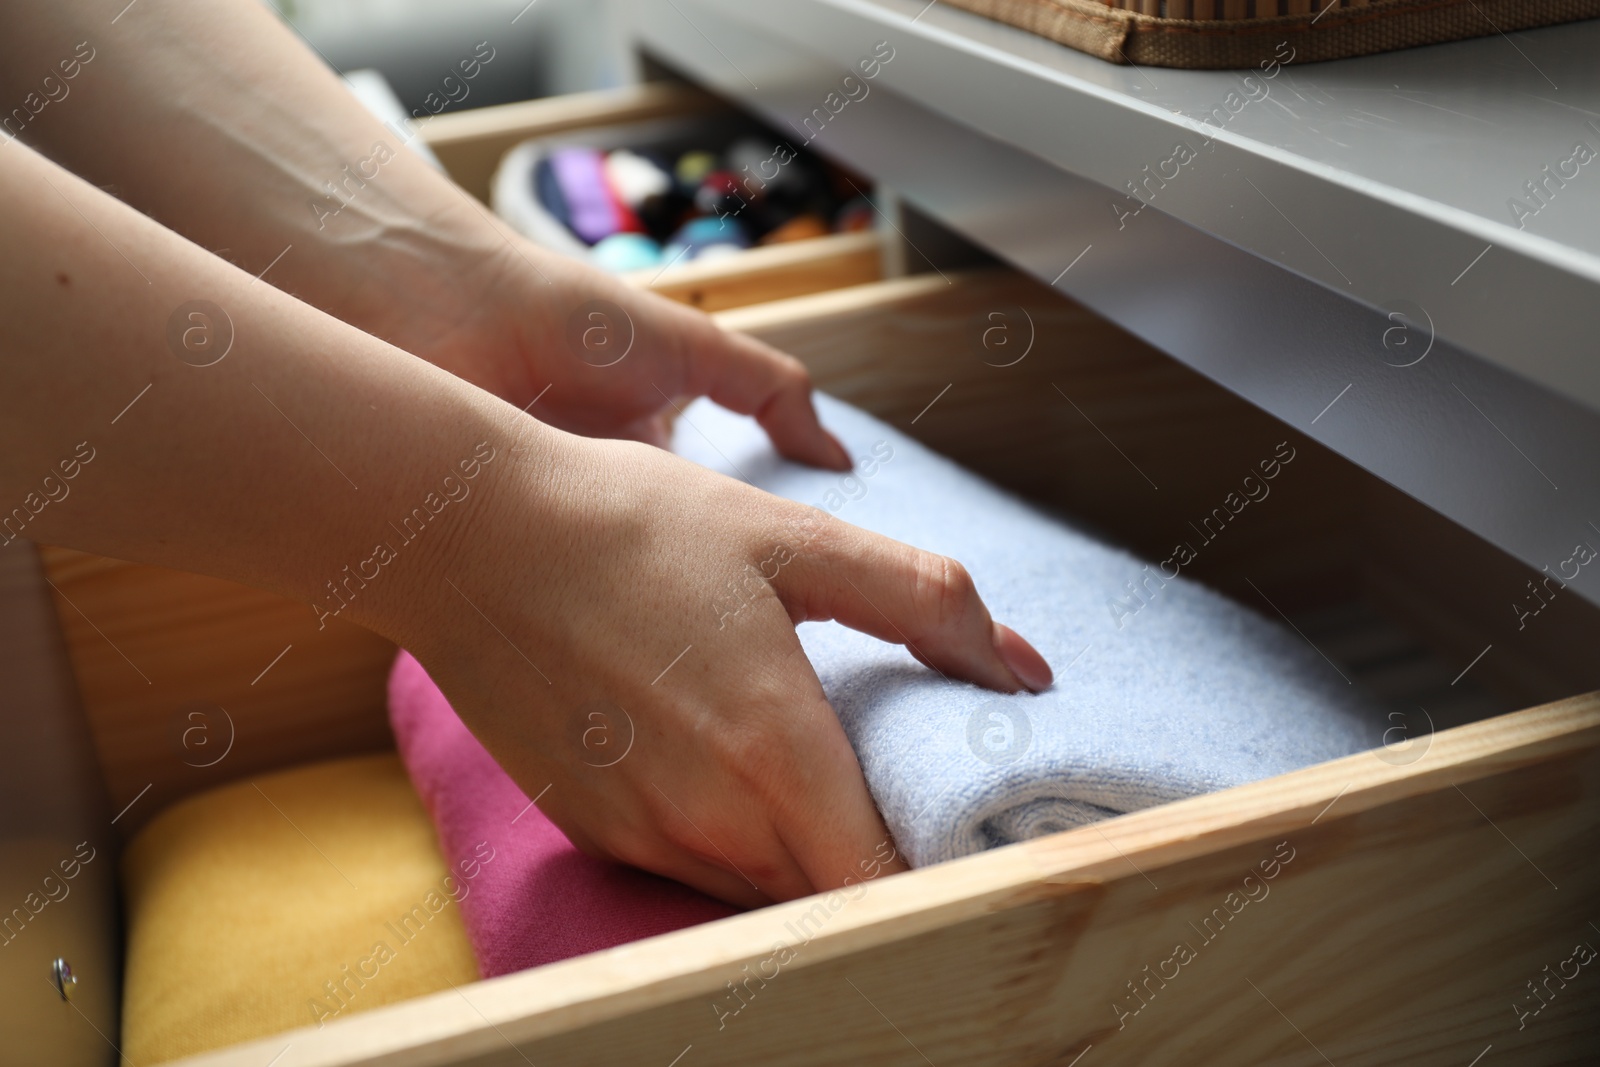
[{"xmin": 122, "ymin": 753, "xmax": 478, "ymax": 1064}]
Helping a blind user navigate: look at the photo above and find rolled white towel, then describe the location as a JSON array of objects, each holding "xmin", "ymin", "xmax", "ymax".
[{"xmin": 671, "ymin": 394, "xmax": 1385, "ymax": 867}]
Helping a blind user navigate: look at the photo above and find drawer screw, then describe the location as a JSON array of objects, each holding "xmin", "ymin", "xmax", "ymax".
[{"xmin": 52, "ymin": 958, "xmax": 76, "ymax": 1002}]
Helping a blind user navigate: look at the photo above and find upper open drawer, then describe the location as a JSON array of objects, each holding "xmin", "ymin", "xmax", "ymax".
[{"xmin": 415, "ymin": 81, "xmax": 887, "ymax": 312}]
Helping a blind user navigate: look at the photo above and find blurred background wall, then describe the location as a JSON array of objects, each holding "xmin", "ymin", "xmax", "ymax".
[{"xmin": 268, "ymin": 0, "xmax": 637, "ymax": 112}]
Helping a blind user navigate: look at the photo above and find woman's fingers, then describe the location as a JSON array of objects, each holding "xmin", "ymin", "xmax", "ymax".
[
  {"xmin": 422, "ymin": 428, "xmax": 1040, "ymax": 914},
  {"xmin": 609, "ymin": 627, "xmax": 900, "ymax": 905},
  {"xmin": 641, "ymin": 705, "xmax": 906, "ymax": 904},
  {"xmin": 775, "ymin": 516, "xmax": 1053, "ymax": 694},
  {"xmin": 768, "ymin": 695, "xmax": 911, "ymax": 896},
  {"xmin": 551, "ymin": 781, "xmax": 800, "ymax": 908},
  {"xmin": 684, "ymin": 322, "xmax": 851, "ymax": 471},
  {"xmin": 646, "ymin": 778, "xmax": 817, "ymax": 905},
  {"xmin": 632, "ymin": 848, "xmax": 779, "ymax": 911}
]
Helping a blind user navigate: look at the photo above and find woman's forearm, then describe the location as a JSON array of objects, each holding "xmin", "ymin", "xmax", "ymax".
[
  {"xmin": 0, "ymin": 0, "xmax": 863, "ymax": 470},
  {"xmin": 0, "ymin": 0, "xmax": 540, "ymax": 387},
  {"xmin": 0, "ymin": 6, "xmax": 1058, "ymax": 907},
  {"xmin": 0, "ymin": 137, "xmax": 538, "ymax": 644}
]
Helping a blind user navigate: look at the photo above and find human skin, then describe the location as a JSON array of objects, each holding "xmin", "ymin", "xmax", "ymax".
[
  {"xmin": 0, "ymin": 0, "xmax": 844, "ymax": 458},
  {"xmin": 0, "ymin": 1, "xmax": 1052, "ymax": 907}
]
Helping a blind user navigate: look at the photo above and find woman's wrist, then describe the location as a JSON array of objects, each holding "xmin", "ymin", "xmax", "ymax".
[
  {"xmin": 281, "ymin": 176, "xmax": 521, "ymax": 374},
  {"xmin": 322, "ymin": 380, "xmax": 554, "ymax": 651},
  {"xmin": 313, "ymin": 199, "xmax": 587, "ymax": 403}
]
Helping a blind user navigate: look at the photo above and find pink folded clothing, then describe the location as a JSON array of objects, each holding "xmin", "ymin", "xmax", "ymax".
[{"xmin": 387, "ymin": 652, "xmax": 738, "ymax": 977}]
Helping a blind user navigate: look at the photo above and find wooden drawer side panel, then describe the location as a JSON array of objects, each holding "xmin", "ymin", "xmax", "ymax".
[{"xmin": 38, "ymin": 546, "xmax": 397, "ymax": 839}]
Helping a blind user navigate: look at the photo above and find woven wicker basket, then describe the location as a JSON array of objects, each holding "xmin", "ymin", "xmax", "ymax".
[{"xmin": 940, "ymin": 0, "xmax": 1600, "ymax": 68}]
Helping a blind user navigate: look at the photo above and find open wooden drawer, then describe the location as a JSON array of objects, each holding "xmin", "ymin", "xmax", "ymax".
[
  {"xmin": 33, "ymin": 252, "xmax": 1600, "ymax": 1065},
  {"xmin": 414, "ymin": 80, "xmax": 887, "ymax": 312}
]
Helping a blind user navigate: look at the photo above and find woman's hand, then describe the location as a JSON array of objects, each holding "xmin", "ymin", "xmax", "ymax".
[
  {"xmin": 5, "ymin": 132, "xmax": 1052, "ymax": 909},
  {"xmin": 2, "ymin": 0, "xmax": 1054, "ymax": 906},
  {"xmin": 403, "ymin": 426, "xmax": 1053, "ymax": 907},
  {"xmin": 0, "ymin": 0, "xmax": 849, "ymax": 471},
  {"xmin": 356, "ymin": 233, "xmax": 855, "ymax": 470}
]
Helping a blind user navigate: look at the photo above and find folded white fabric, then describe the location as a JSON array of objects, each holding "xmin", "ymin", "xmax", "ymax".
[{"xmin": 671, "ymin": 394, "xmax": 1385, "ymax": 867}]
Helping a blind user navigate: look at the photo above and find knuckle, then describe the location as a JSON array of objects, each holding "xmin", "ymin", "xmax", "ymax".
[
  {"xmin": 776, "ymin": 502, "xmax": 838, "ymax": 562},
  {"xmin": 914, "ymin": 553, "xmax": 976, "ymax": 633},
  {"xmin": 738, "ymin": 854, "xmax": 790, "ymax": 892},
  {"xmin": 772, "ymin": 353, "xmax": 813, "ymax": 393}
]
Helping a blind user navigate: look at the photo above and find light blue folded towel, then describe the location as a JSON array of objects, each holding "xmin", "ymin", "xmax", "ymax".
[{"xmin": 671, "ymin": 394, "xmax": 1385, "ymax": 867}]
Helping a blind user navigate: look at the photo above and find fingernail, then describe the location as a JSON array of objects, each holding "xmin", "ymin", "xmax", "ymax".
[{"xmin": 992, "ymin": 621, "xmax": 1053, "ymax": 692}]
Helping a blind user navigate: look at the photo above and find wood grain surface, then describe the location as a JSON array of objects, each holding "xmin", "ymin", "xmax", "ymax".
[{"xmin": 176, "ymin": 692, "xmax": 1600, "ymax": 1066}]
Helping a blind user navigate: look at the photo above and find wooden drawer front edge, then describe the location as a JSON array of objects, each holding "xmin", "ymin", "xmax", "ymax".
[
  {"xmin": 627, "ymin": 231, "xmax": 885, "ymax": 312},
  {"xmin": 180, "ymin": 692, "xmax": 1600, "ymax": 1066}
]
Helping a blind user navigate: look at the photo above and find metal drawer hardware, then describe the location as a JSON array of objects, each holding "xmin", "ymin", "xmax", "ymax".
[{"xmin": 51, "ymin": 957, "xmax": 76, "ymax": 1002}]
